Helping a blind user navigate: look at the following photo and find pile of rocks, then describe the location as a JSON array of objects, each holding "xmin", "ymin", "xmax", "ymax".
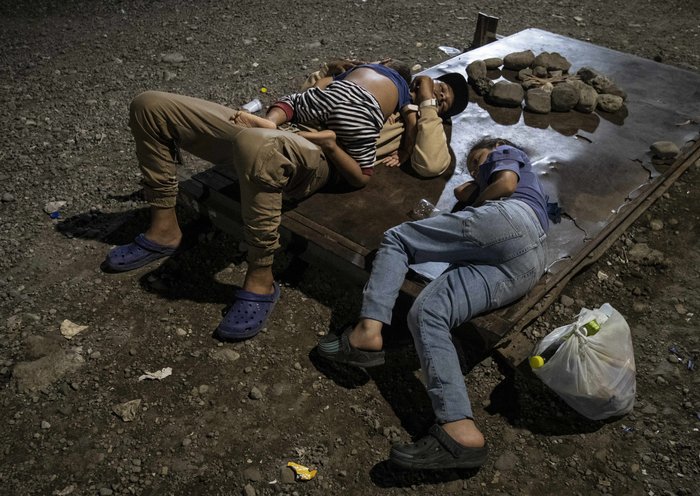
[{"xmin": 466, "ymin": 50, "xmax": 627, "ymax": 114}]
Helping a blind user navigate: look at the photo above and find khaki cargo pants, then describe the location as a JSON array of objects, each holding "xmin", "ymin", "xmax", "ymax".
[{"xmin": 129, "ymin": 91, "xmax": 330, "ymax": 267}]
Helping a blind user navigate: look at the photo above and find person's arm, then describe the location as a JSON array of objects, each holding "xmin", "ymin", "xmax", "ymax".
[
  {"xmin": 407, "ymin": 76, "xmax": 450, "ymax": 177},
  {"xmin": 453, "ymin": 181, "xmax": 479, "ymax": 203},
  {"xmin": 296, "ymin": 130, "xmax": 371, "ymax": 188},
  {"xmin": 472, "ymin": 170, "xmax": 519, "ymax": 207}
]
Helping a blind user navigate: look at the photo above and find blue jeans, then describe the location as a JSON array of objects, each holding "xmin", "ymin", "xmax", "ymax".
[{"xmin": 361, "ymin": 200, "xmax": 547, "ymax": 422}]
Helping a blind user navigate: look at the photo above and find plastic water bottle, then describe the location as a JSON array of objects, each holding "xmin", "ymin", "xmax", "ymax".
[
  {"xmin": 410, "ymin": 199, "xmax": 441, "ymax": 220},
  {"xmin": 241, "ymin": 98, "xmax": 263, "ymax": 113}
]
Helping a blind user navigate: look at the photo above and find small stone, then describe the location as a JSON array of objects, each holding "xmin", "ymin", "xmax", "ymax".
[
  {"xmin": 532, "ymin": 52, "xmax": 572, "ymax": 72},
  {"xmin": 650, "ymin": 141, "xmax": 680, "ymax": 160},
  {"xmin": 1, "ymin": 193, "xmax": 15, "ymax": 202},
  {"xmin": 160, "ymin": 52, "xmax": 185, "ymax": 64},
  {"xmin": 182, "ymin": 437, "xmax": 192, "ymax": 447},
  {"xmin": 597, "ymin": 94, "xmax": 624, "ymax": 113},
  {"xmin": 494, "ymin": 451, "xmax": 518, "ymax": 471},
  {"xmin": 466, "ymin": 60, "xmax": 487, "ymax": 81},
  {"xmin": 161, "ymin": 466, "xmax": 169, "ymax": 476},
  {"xmin": 570, "ymin": 81, "xmax": 597, "ymax": 113},
  {"xmin": 411, "ymin": 63, "xmax": 422, "ymax": 73},
  {"xmin": 551, "ymin": 83, "xmax": 579, "ymax": 111},
  {"xmin": 627, "ymin": 243, "xmax": 664, "ymax": 265},
  {"xmin": 279, "ymin": 465, "xmax": 296, "ymax": 484},
  {"xmin": 99, "ymin": 488, "xmax": 113, "ymax": 496},
  {"xmin": 488, "ymin": 81, "xmax": 524, "ymax": 107},
  {"xmin": 470, "ymin": 77, "xmax": 493, "ymax": 96},
  {"xmin": 43, "ymin": 200, "xmax": 67, "ymax": 214},
  {"xmin": 249, "ymin": 386, "xmax": 263, "ymax": 400},
  {"xmin": 242, "ymin": 484, "xmax": 256, "ymax": 496},
  {"xmin": 527, "ymin": 66, "xmax": 545, "ymax": 78},
  {"xmin": 176, "ymin": 328, "xmax": 187, "ymax": 337},
  {"xmin": 293, "ymin": 362, "xmax": 302, "ymax": 370},
  {"xmin": 483, "ymin": 57, "xmax": 503, "ymax": 70},
  {"xmin": 503, "ymin": 50, "xmax": 535, "ymax": 70},
  {"xmin": 525, "ymin": 88, "xmax": 551, "ymax": 114},
  {"xmin": 198, "ymin": 384, "xmax": 210, "ymax": 394},
  {"xmin": 649, "ymin": 219, "xmax": 664, "ymax": 231},
  {"xmin": 517, "ymin": 67, "xmax": 533, "ymax": 81},
  {"xmin": 577, "ymin": 67, "xmax": 601, "ymax": 83},
  {"xmin": 243, "ymin": 466, "xmax": 262, "ymax": 482},
  {"xmin": 41, "ymin": 420, "xmax": 51, "ymax": 429},
  {"xmin": 60, "ymin": 319, "xmax": 88, "ymax": 340},
  {"xmin": 112, "ymin": 399, "xmax": 142, "ymax": 422},
  {"xmin": 560, "ymin": 295, "xmax": 575, "ymax": 307},
  {"xmin": 589, "ymin": 75, "xmax": 626, "ymax": 99}
]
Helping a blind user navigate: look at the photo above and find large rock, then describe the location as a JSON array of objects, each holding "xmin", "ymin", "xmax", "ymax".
[
  {"xmin": 589, "ymin": 75, "xmax": 627, "ymax": 99},
  {"xmin": 650, "ymin": 141, "xmax": 680, "ymax": 159},
  {"xmin": 532, "ymin": 52, "xmax": 572, "ymax": 72},
  {"xmin": 470, "ymin": 77, "xmax": 493, "ymax": 96},
  {"xmin": 12, "ymin": 349, "xmax": 85, "ymax": 393},
  {"xmin": 518, "ymin": 67, "xmax": 533, "ymax": 81},
  {"xmin": 577, "ymin": 66, "xmax": 601, "ymax": 83},
  {"xmin": 628, "ymin": 243, "xmax": 664, "ymax": 265},
  {"xmin": 488, "ymin": 81, "xmax": 524, "ymax": 107},
  {"xmin": 466, "ymin": 60, "xmax": 487, "ymax": 81},
  {"xmin": 597, "ymin": 94, "xmax": 624, "ymax": 112},
  {"xmin": 503, "ymin": 50, "xmax": 535, "ymax": 70},
  {"xmin": 525, "ymin": 88, "xmax": 551, "ymax": 114},
  {"xmin": 551, "ymin": 83, "xmax": 580, "ymax": 111},
  {"xmin": 570, "ymin": 81, "xmax": 598, "ymax": 113},
  {"xmin": 483, "ymin": 57, "xmax": 503, "ymax": 70}
]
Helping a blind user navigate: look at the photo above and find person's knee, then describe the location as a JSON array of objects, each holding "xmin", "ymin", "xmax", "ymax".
[{"xmin": 130, "ymin": 91, "xmax": 168, "ymax": 120}]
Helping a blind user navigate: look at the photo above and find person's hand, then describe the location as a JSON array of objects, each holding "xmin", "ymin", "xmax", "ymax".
[
  {"xmin": 381, "ymin": 149, "xmax": 408, "ymax": 167},
  {"xmin": 410, "ymin": 75, "xmax": 435, "ymax": 103}
]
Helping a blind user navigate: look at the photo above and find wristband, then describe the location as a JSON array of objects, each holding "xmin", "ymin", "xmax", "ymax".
[{"xmin": 419, "ymin": 98, "xmax": 438, "ymax": 108}]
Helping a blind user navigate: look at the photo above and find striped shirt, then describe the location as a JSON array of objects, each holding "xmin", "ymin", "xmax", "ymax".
[{"xmin": 273, "ymin": 80, "xmax": 385, "ymax": 174}]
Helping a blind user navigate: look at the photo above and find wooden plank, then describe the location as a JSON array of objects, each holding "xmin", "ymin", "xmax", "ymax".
[{"xmin": 470, "ymin": 12, "xmax": 500, "ymax": 49}]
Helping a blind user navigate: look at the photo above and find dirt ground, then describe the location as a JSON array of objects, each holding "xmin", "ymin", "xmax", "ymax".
[{"xmin": 1, "ymin": 1, "xmax": 699, "ymax": 495}]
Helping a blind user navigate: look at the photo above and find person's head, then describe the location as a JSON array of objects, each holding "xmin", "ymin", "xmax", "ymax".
[
  {"xmin": 466, "ymin": 137, "xmax": 521, "ymax": 176},
  {"xmin": 435, "ymin": 73, "xmax": 469, "ymax": 119}
]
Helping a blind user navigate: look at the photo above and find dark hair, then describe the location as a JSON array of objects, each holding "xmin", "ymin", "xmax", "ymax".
[{"xmin": 468, "ymin": 137, "xmax": 521, "ymax": 155}]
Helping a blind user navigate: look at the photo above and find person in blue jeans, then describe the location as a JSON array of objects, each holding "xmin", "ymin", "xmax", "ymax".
[{"xmin": 318, "ymin": 137, "xmax": 549, "ymax": 470}]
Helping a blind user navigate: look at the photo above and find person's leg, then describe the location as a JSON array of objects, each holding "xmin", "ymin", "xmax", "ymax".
[
  {"xmin": 216, "ymin": 127, "xmax": 329, "ymax": 339},
  {"xmin": 406, "ymin": 264, "xmax": 499, "ymax": 446},
  {"xmin": 129, "ymin": 91, "xmax": 249, "ymax": 246},
  {"xmin": 348, "ymin": 209, "xmax": 496, "ymax": 351},
  {"xmin": 391, "ymin": 203, "xmax": 547, "ymax": 468}
]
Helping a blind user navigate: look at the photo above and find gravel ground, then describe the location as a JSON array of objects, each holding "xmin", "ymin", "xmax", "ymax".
[{"xmin": 1, "ymin": 1, "xmax": 699, "ymax": 495}]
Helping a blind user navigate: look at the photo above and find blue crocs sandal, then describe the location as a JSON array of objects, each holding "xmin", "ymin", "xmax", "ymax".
[
  {"xmin": 216, "ymin": 282, "xmax": 280, "ymax": 340},
  {"xmin": 102, "ymin": 233, "xmax": 178, "ymax": 272}
]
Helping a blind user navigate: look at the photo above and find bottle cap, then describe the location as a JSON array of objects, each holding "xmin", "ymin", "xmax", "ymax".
[{"xmin": 529, "ymin": 355, "xmax": 545, "ymax": 369}]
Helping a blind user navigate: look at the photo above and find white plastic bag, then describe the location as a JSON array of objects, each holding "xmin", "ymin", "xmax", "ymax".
[{"xmin": 531, "ymin": 303, "xmax": 636, "ymax": 420}]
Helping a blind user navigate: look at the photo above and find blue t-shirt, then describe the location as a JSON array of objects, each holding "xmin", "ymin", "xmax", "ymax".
[
  {"xmin": 334, "ymin": 63, "xmax": 412, "ymax": 110},
  {"xmin": 476, "ymin": 145, "xmax": 549, "ymax": 232}
]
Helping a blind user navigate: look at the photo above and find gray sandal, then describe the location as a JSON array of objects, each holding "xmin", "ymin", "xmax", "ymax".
[
  {"xmin": 317, "ymin": 326, "xmax": 385, "ymax": 368},
  {"xmin": 390, "ymin": 424, "xmax": 488, "ymax": 470}
]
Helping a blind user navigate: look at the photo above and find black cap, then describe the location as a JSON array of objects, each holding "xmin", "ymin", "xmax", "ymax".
[{"xmin": 437, "ymin": 72, "xmax": 469, "ymax": 119}]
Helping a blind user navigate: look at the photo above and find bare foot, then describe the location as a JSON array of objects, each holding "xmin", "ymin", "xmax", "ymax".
[
  {"xmin": 442, "ymin": 419, "xmax": 486, "ymax": 448},
  {"xmin": 232, "ymin": 111, "xmax": 276, "ymax": 129},
  {"xmin": 348, "ymin": 319, "xmax": 384, "ymax": 351}
]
